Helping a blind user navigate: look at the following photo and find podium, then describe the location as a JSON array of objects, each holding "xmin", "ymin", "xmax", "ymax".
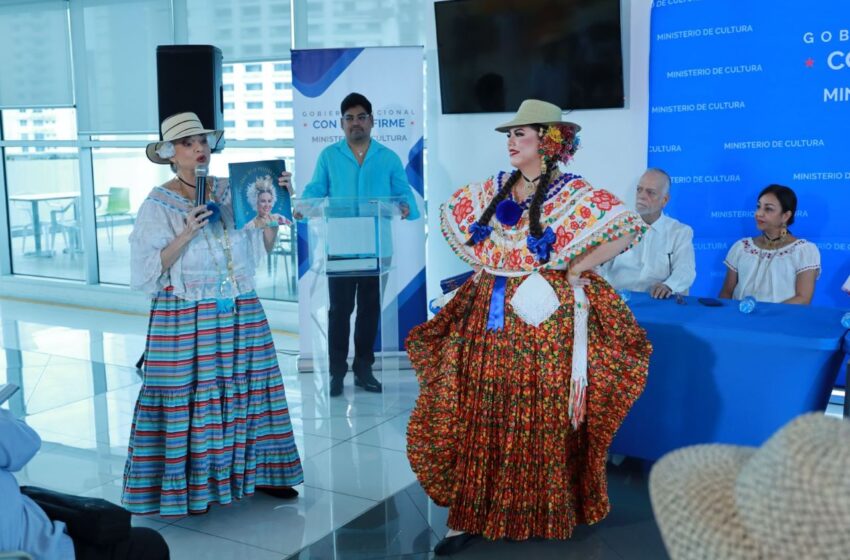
[{"xmin": 295, "ymin": 197, "xmax": 402, "ymax": 405}]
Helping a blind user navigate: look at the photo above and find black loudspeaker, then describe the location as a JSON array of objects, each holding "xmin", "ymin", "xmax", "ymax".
[{"xmin": 155, "ymin": 45, "xmax": 223, "ymax": 148}]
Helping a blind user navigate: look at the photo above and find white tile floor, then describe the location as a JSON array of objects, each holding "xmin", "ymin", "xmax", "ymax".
[
  {"xmin": 3, "ymin": 297, "xmax": 845, "ymax": 560},
  {"xmin": 0, "ymin": 297, "xmax": 421, "ymax": 559}
]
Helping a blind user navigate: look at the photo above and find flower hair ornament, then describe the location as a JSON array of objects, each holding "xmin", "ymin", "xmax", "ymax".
[
  {"xmin": 206, "ymin": 132, "xmax": 219, "ymax": 151},
  {"xmin": 537, "ymin": 124, "xmax": 580, "ymax": 172},
  {"xmin": 155, "ymin": 141, "xmax": 175, "ymax": 159},
  {"xmin": 154, "ymin": 133, "xmax": 219, "ymax": 161}
]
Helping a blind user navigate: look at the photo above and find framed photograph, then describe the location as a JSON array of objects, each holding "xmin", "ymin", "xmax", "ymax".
[{"xmin": 229, "ymin": 159, "xmax": 293, "ymax": 229}]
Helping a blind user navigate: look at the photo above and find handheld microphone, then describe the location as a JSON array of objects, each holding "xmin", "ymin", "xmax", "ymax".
[{"xmin": 195, "ymin": 164, "xmax": 208, "ymax": 207}]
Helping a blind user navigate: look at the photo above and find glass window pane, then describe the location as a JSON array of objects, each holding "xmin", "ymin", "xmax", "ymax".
[
  {"xmin": 301, "ymin": 0, "xmax": 424, "ymax": 49},
  {"xmin": 186, "ymin": 0, "xmax": 292, "ymax": 63},
  {"xmin": 0, "ymin": 0, "xmax": 74, "ymax": 108},
  {"xmin": 2, "ymin": 108, "xmax": 78, "ymax": 142},
  {"xmin": 77, "ymin": 0, "xmax": 173, "ymax": 133},
  {"xmin": 208, "ymin": 147, "xmax": 296, "ymax": 302},
  {"xmin": 221, "ymin": 60, "xmax": 294, "ymax": 141},
  {"xmin": 6, "ymin": 150, "xmax": 84, "ymax": 281},
  {"xmin": 92, "ymin": 146, "xmax": 172, "ymax": 286}
]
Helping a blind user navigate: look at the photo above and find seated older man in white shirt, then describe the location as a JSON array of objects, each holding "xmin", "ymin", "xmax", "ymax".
[{"xmin": 601, "ymin": 168, "xmax": 696, "ymax": 298}]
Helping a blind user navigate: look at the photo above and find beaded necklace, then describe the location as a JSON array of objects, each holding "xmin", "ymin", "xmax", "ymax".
[{"xmin": 199, "ymin": 185, "xmax": 239, "ymax": 313}]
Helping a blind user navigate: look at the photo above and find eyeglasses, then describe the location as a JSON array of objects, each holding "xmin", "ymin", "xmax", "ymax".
[{"xmin": 342, "ymin": 113, "xmax": 370, "ymax": 123}]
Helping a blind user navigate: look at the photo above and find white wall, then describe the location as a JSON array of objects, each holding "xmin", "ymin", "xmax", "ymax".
[{"xmin": 423, "ymin": 0, "xmax": 652, "ymax": 301}]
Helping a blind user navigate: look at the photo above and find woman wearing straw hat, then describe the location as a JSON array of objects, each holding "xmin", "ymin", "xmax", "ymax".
[
  {"xmin": 123, "ymin": 112, "xmax": 303, "ymax": 516},
  {"xmin": 406, "ymin": 100, "xmax": 651, "ymax": 554}
]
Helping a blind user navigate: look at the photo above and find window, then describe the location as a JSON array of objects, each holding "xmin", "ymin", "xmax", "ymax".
[
  {"xmin": 223, "ymin": 102, "xmax": 235, "ymax": 110},
  {"xmin": 301, "ymin": 0, "xmax": 424, "ymax": 48},
  {"xmin": 223, "ymin": 84, "xmax": 234, "ymax": 92},
  {"xmin": 223, "ymin": 65, "xmax": 233, "ymax": 74},
  {"xmin": 92, "ymin": 146, "xmax": 171, "ymax": 286},
  {"xmin": 245, "ymin": 64, "xmax": 261, "ymax": 72},
  {"xmin": 274, "ymin": 101, "xmax": 291, "ymax": 109},
  {"xmin": 274, "ymin": 82, "xmax": 285, "ymax": 90},
  {"xmin": 4, "ymin": 142, "xmax": 84, "ymax": 279},
  {"xmin": 275, "ymin": 120, "xmax": 288, "ymax": 127},
  {"xmin": 274, "ymin": 63, "xmax": 288, "ymax": 71},
  {"xmin": 223, "ymin": 120, "xmax": 235, "ymax": 127},
  {"xmin": 246, "ymin": 83, "xmax": 262, "ymax": 91},
  {"xmin": 247, "ymin": 120, "xmax": 263, "ymax": 128},
  {"xmin": 247, "ymin": 101, "xmax": 263, "ymax": 109}
]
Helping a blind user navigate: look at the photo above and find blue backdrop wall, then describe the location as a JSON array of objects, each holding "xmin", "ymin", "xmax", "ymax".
[{"xmin": 648, "ymin": 0, "xmax": 850, "ymax": 306}]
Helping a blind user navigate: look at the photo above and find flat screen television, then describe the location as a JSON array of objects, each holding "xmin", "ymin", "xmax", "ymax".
[{"xmin": 434, "ymin": 0, "xmax": 625, "ymax": 114}]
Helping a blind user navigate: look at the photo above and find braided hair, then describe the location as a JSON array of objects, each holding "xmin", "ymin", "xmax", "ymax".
[
  {"xmin": 528, "ymin": 161, "xmax": 558, "ymax": 263},
  {"xmin": 464, "ymin": 169, "xmax": 521, "ymax": 246},
  {"xmin": 465, "ymin": 123, "xmax": 577, "ymax": 258}
]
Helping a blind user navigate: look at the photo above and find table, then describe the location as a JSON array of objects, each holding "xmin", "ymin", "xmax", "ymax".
[
  {"xmin": 9, "ymin": 192, "xmax": 80, "ymax": 257},
  {"xmin": 610, "ymin": 292, "xmax": 849, "ymax": 461}
]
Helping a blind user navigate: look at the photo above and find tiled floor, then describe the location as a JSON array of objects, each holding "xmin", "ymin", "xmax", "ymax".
[{"xmin": 3, "ymin": 297, "xmax": 844, "ymax": 559}]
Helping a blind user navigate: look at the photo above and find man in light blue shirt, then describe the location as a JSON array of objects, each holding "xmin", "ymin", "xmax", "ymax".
[
  {"xmin": 0, "ymin": 408, "xmax": 76, "ymax": 559},
  {"xmin": 0, "ymin": 408, "xmax": 169, "ymax": 559},
  {"xmin": 301, "ymin": 92, "xmax": 420, "ymax": 397}
]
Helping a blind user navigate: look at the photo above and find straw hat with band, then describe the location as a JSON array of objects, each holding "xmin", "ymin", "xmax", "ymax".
[
  {"xmin": 494, "ymin": 99, "xmax": 581, "ymax": 133},
  {"xmin": 146, "ymin": 112, "xmax": 224, "ymax": 165},
  {"xmin": 649, "ymin": 412, "xmax": 850, "ymax": 559}
]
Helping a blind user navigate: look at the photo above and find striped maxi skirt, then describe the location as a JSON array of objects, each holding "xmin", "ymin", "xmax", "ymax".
[{"xmin": 122, "ymin": 288, "xmax": 303, "ymax": 516}]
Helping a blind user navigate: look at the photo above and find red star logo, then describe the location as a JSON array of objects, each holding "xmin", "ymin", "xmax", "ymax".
[{"xmin": 805, "ymin": 57, "xmax": 815, "ymax": 68}]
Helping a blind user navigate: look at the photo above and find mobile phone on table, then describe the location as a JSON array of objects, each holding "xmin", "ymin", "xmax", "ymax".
[{"xmin": 697, "ymin": 297, "xmax": 723, "ymax": 307}]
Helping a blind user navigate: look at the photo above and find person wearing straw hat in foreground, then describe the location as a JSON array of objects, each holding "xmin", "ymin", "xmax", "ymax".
[
  {"xmin": 650, "ymin": 412, "xmax": 850, "ymax": 559},
  {"xmin": 123, "ymin": 112, "xmax": 303, "ymax": 516},
  {"xmin": 405, "ymin": 99, "xmax": 652, "ymax": 555}
]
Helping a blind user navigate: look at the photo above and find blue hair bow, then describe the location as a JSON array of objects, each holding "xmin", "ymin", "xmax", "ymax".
[
  {"xmin": 527, "ymin": 226, "xmax": 556, "ymax": 261},
  {"xmin": 468, "ymin": 222, "xmax": 493, "ymax": 244}
]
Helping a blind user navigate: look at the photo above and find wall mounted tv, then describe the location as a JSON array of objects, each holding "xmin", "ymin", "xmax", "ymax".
[{"xmin": 434, "ymin": 0, "xmax": 625, "ymax": 114}]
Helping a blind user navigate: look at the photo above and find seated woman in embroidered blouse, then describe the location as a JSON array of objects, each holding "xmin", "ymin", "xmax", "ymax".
[
  {"xmin": 246, "ymin": 175, "xmax": 292, "ymax": 229},
  {"xmin": 405, "ymin": 100, "xmax": 651, "ymax": 555},
  {"xmin": 124, "ymin": 112, "xmax": 303, "ymax": 517},
  {"xmin": 719, "ymin": 184, "xmax": 820, "ymax": 305}
]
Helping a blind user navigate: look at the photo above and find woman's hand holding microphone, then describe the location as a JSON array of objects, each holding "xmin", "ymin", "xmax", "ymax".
[{"xmin": 184, "ymin": 205, "xmax": 213, "ymax": 237}]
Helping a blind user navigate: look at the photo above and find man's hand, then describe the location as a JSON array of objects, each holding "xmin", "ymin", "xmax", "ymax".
[{"xmin": 650, "ymin": 282, "xmax": 673, "ymax": 299}]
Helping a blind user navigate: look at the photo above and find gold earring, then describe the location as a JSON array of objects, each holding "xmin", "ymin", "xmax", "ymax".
[{"xmin": 780, "ymin": 224, "xmax": 788, "ymax": 239}]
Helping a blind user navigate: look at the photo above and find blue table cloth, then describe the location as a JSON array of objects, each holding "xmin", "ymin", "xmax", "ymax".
[{"xmin": 610, "ymin": 292, "xmax": 849, "ymax": 461}]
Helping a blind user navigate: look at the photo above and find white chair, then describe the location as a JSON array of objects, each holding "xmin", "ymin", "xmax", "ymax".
[{"xmin": 46, "ymin": 200, "xmax": 81, "ymax": 256}]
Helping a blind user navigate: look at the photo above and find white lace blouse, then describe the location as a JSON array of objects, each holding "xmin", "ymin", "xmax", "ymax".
[
  {"xmin": 129, "ymin": 178, "xmax": 266, "ymax": 301},
  {"xmin": 723, "ymin": 238, "xmax": 821, "ymax": 303}
]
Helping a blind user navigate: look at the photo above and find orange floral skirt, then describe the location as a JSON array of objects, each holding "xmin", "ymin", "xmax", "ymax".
[{"xmin": 406, "ymin": 270, "xmax": 650, "ymax": 540}]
